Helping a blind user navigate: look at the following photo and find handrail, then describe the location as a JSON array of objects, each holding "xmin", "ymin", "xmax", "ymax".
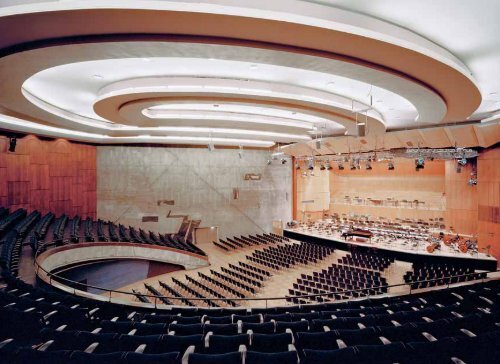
[{"xmin": 34, "ymin": 240, "xmax": 500, "ymax": 308}]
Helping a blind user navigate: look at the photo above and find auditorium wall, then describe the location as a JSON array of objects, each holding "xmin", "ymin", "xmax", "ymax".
[
  {"xmin": 444, "ymin": 160, "xmax": 478, "ymax": 236},
  {"xmin": 97, "ymin": 146, "xmax": 292, "ymax": 238},
  {"xmin": 477, "ymin": 148, "xmax": 500, "ymax": 259},
  {"xmin": 0, "ymin": 135, "xmax": 96, "ymax": 218},
  {"xmin": 295, "ymin": 159, "xmax": 446, "ymax": 222}
]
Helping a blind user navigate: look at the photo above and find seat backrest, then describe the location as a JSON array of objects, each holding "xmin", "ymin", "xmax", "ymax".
[
  {"xmin": 295, "ymin": 331, "xmax": 338, "ymax": 350},
  {"xmin": 118, "ymin": 334, "xmax": 163, "ymax": 352},
  {"xmin": 169, "ymin": 323, "xmax": 204, "ymax": 335},
  {"xmin": 234, "ymin": 314, "xmax": 261, "ymax": 323},
  {"xmin": 251, "ymin": 332, "xmax": 293, "ymax": 353},
  {"xmin": 68, "ymin": 350, "xmax": 124, "ymax": 364},
  {"xmin": 264, "ymin": 313, "xmax": 292, "ymax": 322},
  {"xmin": 204, "ymin": 323, "xmax": 239, "ymax": 335},
  {"xmin": 175, "ymin": 316, "xmax": 202, "ymax": 324},
  {"xmin": 242, "ymin": 322, "xmax": 275, "ymax": 334},
  {"xmin": 122, "ymin": 351, "xmax": 180, "ymax": 364},
  {"xmin": 302, "ymin": 347, "xmax": 357, "ymax": 364},
  {"xmin": 246, "ymin": 350, "xmax": 299, "ymax": 364},
  {"xmin": 208, "ymin": 334, "xmax": 250, "ymax": 354},
  {"xmin": 275, "ymin": 320, "xmax": 309, "ymax": 333},
  {"xmin": 204, "ymin": 316, "xmax": 233, "ymax": 324},
  {"xmin": 188, "ymin": 351, "xmax": 243, "ymax": 364}
]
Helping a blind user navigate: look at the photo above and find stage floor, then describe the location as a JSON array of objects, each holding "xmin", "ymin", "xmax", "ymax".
[{"xmin": 284, "ymin": 226, "xmax": 497, "ymax": 269}]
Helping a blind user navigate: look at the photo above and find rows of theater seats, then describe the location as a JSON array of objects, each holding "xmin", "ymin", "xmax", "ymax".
[
  {"xmin": 404, "ymin": 262, "xmax": 487, "ymax": 289},
  {"xmin": 338, "ymin": 251, "xmax": 394, "ymax": 271},
  {"xmin": 288, "ymin": 263, "xmax": 389, "ymax": 305},
  {"xmin": 0, "ymin": 207, "xmax": 206, "ymax": 278},
  {"xmin": 246, "ymin": 242, "xmax": 334, "ymax": 270},
  {"xmin": 1, "ymin": 268, "xmax": 499, "ymax": 364},
  {"xmin": 137, "ymin": 239, "xmax": 333, "ymax": 308},
  {"xmin": 213, "ymin": 233, "xmax": 288, "ymax": 251}
]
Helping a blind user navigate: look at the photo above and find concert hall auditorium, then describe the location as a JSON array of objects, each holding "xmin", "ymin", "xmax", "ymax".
[{"xmin": 0, "ymin": 1, "xmax": 499, "ymax": 363}]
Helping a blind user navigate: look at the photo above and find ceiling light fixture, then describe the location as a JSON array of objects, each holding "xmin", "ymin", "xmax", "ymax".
[{"xmin": 415, "ymin": 157, "xmax": 425, "ymax": 171}]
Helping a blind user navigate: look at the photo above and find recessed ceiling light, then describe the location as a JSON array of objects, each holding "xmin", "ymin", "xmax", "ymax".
[
  {"xmin": 141, "ymin": 58, "xmax": 151, "ymax": 62},
  {"xmin": 326, "ymin": 81, "xmax": 335, "ymax": 87},
  {"xmin": 208, "ymin": 57, "xmax": 216, "ymax": 61},
  {"xmin": 92, "ymin": 74, "xmax": 103, "ymax": 79},
  {"xmin": 249, "ymin": 64, "xmax": 258, "ymax": 69}
]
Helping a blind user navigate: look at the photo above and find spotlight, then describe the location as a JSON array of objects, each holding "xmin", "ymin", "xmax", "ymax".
[
  {"xmin": 388, "ymin": 161, "xmax": 395, "ymax": 170},
  {"xmin": 365, "ymin": 161, "xmax": 372, "ymax": 170},
  {"xmin": 301, "ymin": 171, "xmax": 307, "ymax": 177},
  {"xmin": 295, "ymin": 163, "xmax": 300, "ymax": 170},
  {"xmin": 415, "ymin": 158, "xmax": 425, "ymax": 171},
  {"xmin": 320, "ymin": 164, "xmax": 326, "ymax": 171},
  {"xmin": 8, "ymin": 137, "xmax": 16, "ymax": 153},
  {"xmin": 326, "ymin": 163, "xmax": 333, "ymax": 170},
  {"xmin": 307, "ymin": 159, "xmax": 314, "ymax": 171},
  {"xmin": 468, "ymin": 176, "xmax": 477, "ymax": 186},
  {"xmin": 338, "ymin": 162, "xmax": 345, "ymax": 170},
  {"xmin": 281, "ymin": 158, "xmax": 287, "ymax": 165},
  {"xmin": 266, "ymin": 159, "xmax": 272, "ymax": 165},
  {"xmin": 350, "ymin": 162, "xmax": 356, "ymax": 170},
  {"xmin": 457, "ymin": 158, "xmax": 467, "ymax": 166}
]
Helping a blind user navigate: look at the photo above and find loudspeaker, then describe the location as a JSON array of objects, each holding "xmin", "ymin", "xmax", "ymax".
[{"xmin": 357, "ymin": 123, "xmax": 366, "ymax": 137}]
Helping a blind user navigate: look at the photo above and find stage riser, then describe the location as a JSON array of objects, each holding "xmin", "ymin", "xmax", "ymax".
[{"xmin": 284, "ymin": 230, "xmax": 497, "ymax": 271}]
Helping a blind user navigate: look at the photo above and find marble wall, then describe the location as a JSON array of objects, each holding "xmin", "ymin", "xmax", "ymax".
[{"xmin": 97, "ymin": 146, "xmax": 292, "ymax": 237}]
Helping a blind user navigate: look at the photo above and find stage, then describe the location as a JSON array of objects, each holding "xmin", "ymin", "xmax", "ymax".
[{"xmin": 284, "ymin": 227, "xmax": 497, "ymax": 271}]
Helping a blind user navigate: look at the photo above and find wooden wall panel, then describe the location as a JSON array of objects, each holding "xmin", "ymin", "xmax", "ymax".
[
  {"xmin": 0, "ymin": 135, "xmax": 96, "ymax": 219},
  {"xmin": 444, "ymin": 160, "xmax": 478, "ymax": 235},
  {"xmin": 330, "ymin": 159, "xmax": 445, "ymax": 222},
  {"xmin": 477, "ymin": 148, "xmax": 500, "ymax": 261}
]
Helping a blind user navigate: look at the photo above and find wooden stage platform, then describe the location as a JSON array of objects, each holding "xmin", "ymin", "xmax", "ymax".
[{"xmin": 284, "ymin": 228, "xmax": 497, "ymax": 271}]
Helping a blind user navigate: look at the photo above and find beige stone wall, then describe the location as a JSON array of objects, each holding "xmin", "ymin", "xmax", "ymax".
[{"xmin": 97, "ymin": 146, "xmax": 292, "ymax": 237}]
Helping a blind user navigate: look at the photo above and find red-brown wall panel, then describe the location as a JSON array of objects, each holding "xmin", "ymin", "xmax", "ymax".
[{"xmin": 0, "ymin": 135, "xmax": 96, "ymax": 219}]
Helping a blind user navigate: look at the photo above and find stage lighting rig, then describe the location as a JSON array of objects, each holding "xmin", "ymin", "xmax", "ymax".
[
  {"xmin": 415, "ymin": 157, "xmax": 425, "ymax": 171},
  {"xmin": 8, "ymin": 137, "xmax": 17, "ymax": 153},
  {"xmin": 307, "ymin": 159, "xmax": 314, "ymax": 171}
]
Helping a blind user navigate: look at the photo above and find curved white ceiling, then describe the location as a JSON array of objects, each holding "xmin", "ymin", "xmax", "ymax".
[
  {"xmin": 0, "ymin": 0, "xmax": 496, "ymax": 147},
  {"xmin": 307, "ymin": 0, "xmax": 500, "ymax": 118}
]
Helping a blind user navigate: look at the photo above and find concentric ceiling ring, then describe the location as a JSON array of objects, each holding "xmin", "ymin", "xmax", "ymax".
[{"xmin": 0, "ymin": 1, "xmax": 482, "ymax": 146}]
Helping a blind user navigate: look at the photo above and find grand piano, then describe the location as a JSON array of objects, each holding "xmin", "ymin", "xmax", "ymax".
[{"xmin": 341, "ymin": 228, "xmax": 373, "ymax": 241}]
